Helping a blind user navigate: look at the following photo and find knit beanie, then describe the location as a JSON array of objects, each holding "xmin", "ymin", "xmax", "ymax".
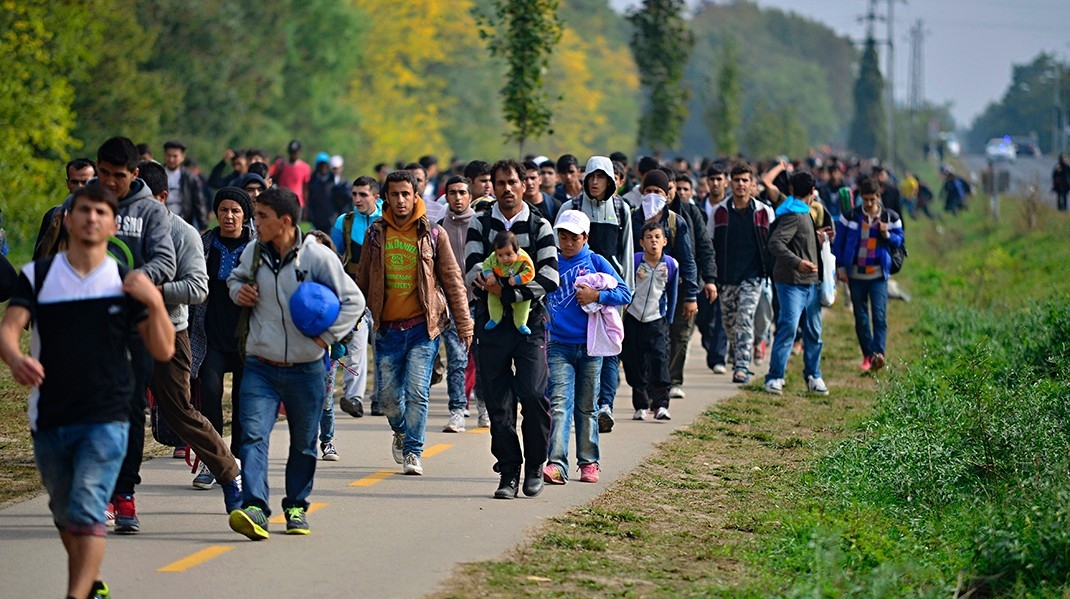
[
  {"xmin": 641, "ymin": 169, "xmax": 670, "ymax": 195},
  {"xmin": 213, "ymin": 187, "xmax": 253, "ymax": 222}
]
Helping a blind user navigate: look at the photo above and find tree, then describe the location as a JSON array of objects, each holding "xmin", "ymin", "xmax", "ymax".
[
  {"xmin": 743, "ymin": 101, "xmax": 807, "ymax": 159},
  {"xmin": 706, "ymin": 36, "xmax": 742, "ymax": 157},
  {"xmin": 848, "ymin": 36, "xmax": 886, "ymax": 159},
  {"xmin": 476, "ymin": 0, "xmax": 562, "ymax": 157},
  {"xmin": 628, "ymin": 0, "xmax": 694, "ymax": 152}
]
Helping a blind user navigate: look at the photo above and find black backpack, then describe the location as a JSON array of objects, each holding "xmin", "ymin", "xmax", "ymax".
[{"xmin": 880, "ymin": 210, "xmax": 907, "ymax": 275}]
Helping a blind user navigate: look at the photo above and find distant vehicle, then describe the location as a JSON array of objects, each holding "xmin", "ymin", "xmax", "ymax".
[
  {"xmin": 985, "ymin": 137, "xmax": 1017, "ymax": 163},
  {"xmin": 938, "ymin": 132, "xmax": 961, "ymax": 157},
  {"xmin": 1010, "ymin": 136, "xmax": 1042, "ymax": 158}
]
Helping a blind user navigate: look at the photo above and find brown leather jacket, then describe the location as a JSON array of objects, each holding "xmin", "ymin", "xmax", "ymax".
[{"xmin": 355, "ymin": 213, "xmax": 473, "ymax": 341}]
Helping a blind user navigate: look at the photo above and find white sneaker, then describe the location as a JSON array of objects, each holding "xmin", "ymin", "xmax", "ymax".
[
  {"xmin": 806, "ymin": 375, "xmax": 829, "ymax": 395},
  {"xmin": 655, "ymin": 407, "xmax": 671, "ymax": 420},
  {"xmin": 669, "ymin": 386, "xmax": 685, "ymax": 399},
  {"xmin": 632, "ymin": 409, "xmax": 647, "ymax": 420},
  {"xmin": 391, "ymin": 432, "xmax": 405, "ymax": 464},
  {"xmin": 477, "ymin": 400, "xmax": 490, "ymax": 428},
  {"xmin": 712, "ymin": 364, "xmax": 727, "ymax": 374},
  {"xmin": 403, "ymin": 453, "xmax": 423, "ymax": 475},
  {"xmin": 764, "ymin": 378, "xmax": 785, "ymax": 395},
  {"xmin": 443, "ymin": 410, "xmax": 466, "ymax": 433}
]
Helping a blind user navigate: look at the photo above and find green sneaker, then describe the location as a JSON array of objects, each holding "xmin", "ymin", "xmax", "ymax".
[
  {"xmin": 229, "ymin": 506, "xmax": 269, "ymax": 541},
  {"xmin": 90, "ymin": 580, "xmax": 110, "ymax": 599},
  {"xmin": 284, "ymin": 506, "xmax": 310, "ymax": 535}
]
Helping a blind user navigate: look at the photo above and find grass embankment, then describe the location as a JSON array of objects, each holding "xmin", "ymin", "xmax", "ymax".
[{"xmin": 430, "ymin": 196, "xmax": 1070, "ymax": 598}]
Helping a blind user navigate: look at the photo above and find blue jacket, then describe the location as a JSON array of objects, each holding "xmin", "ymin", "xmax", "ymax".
[
  {"xmin": 832, "ymin": 207, "xmax": 904, "ymax": 280},
  {"xmin": 547, "ymin": 245, "xmax": 631, "ymax": 345}
]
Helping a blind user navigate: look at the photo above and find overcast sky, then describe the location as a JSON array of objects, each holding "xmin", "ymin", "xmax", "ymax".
[{"xmin": 609, "ymin": 0, "xmax": 1070, "ymax": 128}]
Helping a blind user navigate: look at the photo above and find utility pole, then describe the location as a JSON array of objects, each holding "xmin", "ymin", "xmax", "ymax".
[
  {"xmin": 908, "ymin": 19, "xmax": 926, "ymax": 113},
  {"xmin": 885, "ymin": 0, "xmax": 906, "ymax": 172}
]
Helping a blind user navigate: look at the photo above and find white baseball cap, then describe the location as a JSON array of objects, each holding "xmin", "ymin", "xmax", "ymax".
[
  {"xmin": 329, "ymin": 155, "xmax": 344, "ymax": 169},
  {"xmin": 554, "ymin": 210, "xmax": 590, "ymax": 235}
]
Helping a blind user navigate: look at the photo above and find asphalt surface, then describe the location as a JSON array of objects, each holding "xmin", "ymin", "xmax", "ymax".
[
  {"xmin": 0, "ymin": 334, "xmax": 745, "ymax": 599},
  {"xmin": 959, "ymin": 153, "xmax": 1058, "ymax": 199}
]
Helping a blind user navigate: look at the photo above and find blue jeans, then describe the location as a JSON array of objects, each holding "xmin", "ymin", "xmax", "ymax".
[
  {"xmin": 597, "ymin": 354, "xmax": 619, "ymax": 412},
  {"xmin": 547, "ymin": 341, "xmax": 602, "ymax": 476},
  {"xmin": 239, "ymin": 357, "xmax": 326, "ymax": 515},
  {"xmin": 766, "ymin": 283, "xmax": 824, "ymax": 382},
  {"xmin": 375, "ymin": 323, "xmax": 439, "ymax": 457},
  {"xmin": 441, "ymin": 319, "xmax": 469, "ymax": 413},
  {"xmin": 848, "ymin": 278, "xmax": 888, "ymax": 357},
  {"xmin": 33, "ymin": 421, "xmax": 129, "ymax": 536}
]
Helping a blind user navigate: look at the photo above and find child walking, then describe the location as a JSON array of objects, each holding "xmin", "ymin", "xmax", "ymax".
[
  {"xmin": 543, "ymin": 211, "xmax": 631, "ymax": 484},
  {"xmin": 622, "ymin": 222, "xmax": 679, "ymax": 421},
  {"xmin": 481, "ymin": 230, "xmax": 536, "ymax": 334}
]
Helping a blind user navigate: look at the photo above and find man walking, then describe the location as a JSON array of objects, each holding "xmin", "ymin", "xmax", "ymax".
[
  {"xmin": 227, "ymin": 188, "xmax": 363, "ymax": 539},
  {"xmin": 356, "ymin": 170, "xmax": 473, "ymax": 475},
  {"xmin": 465, "ymin": 160, "xmax": 559, "ymax": 499}
]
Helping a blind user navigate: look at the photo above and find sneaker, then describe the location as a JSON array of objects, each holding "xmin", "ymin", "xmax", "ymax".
[
  {"xmin": 871, "ymin": 353, "xmax": 885, "ymax": 371},
  {"xmin": 105, "ymin": 503, "xmax": 115, "ymax": 528},
  {"xmin": 113, "ymin": 494, "xmax": 139, "ymax": 534},
  {"xmin": 403, "ymin": 453, "xmax": 423, "ymax": 475},
  {"xmin": 229, "ymin": 506, "xmax": 269, "ymax": 540},
  {"xmin": 655, "ymin": 407, "xmax": 672, "ymax": 420},
  {"xmin": 463, "ymin": 408, "xmax": 470, "ymax": 417},
  {"xmin": 370, "ymin": 400, "xmax": 385, "ymax": 416},
  {"xmin": 669, "ymin": 386, "xmax": 685, "ymax": 399},
  {"xmin": 391, "ymin": 432, "xmax": 405, "ymax": 464},
  {"xmin": 443, "ymin": 410, "xmax": 466, "ymax": 433},
  {"xmin": 806, "ymin": 375, "xmax": 829, "ymax": 395},
  {"xmin": 712, "ymin": 364, "xmax": 727, "ymax": 374},
  {"xmin": 89, "ymin": 580, "xmax": 110, "ymax": 599},
  {"xmin": 321, "ymin": 441, "xmax": 339, "ymax": 461},
  {"xmin": 542, "ymin": 463, "xmax": 567, "ymax": 484},
  {"xmin": 284, "ymin": 506, "xmax": 310, "ymax": 535},
  {"xmin": 477, "ymin": 401, "xmax": 491, "ymax": 428},
  {"xmin": 172, "ymin": 446, "xmax": 187, "ymax": 460},
  {"xmin": 632, "ymin": 409, "xmax": 648, "ymax": 420},
  {"xmin": 732, "ymin": 370, "xmax": 750, "ymax": 384},
  {"xmin": 597, "ymin": 406, "xmax": 615, "ymax": 433},
  {"xmin": 494, "ymin": 469, "xmax": 520, "ymax": 499},
  {"xmin": 578, "ymin": 463, "xmax": 600, "ymax": 483},
  {"xmin": 339, "ymin": 396, "xmax": 364, "ymax": 418},
  {"xmin": 764, "ymin": 378, "xmax": 784, "ymax": 395},
  {"xmin": 221, "ymin": 475, "xmax": 243, "ymax": 513},
  {"xmin": 860, "ymin": 355, "xmax": 872, "ymax": 372},
  {"xmin": 192, "ymin": 463, "xmax": 215, "ymax": 490}
]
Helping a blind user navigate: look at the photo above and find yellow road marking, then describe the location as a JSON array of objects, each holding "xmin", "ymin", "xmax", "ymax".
[
  {"xmin": 158, "ymin": 546, "xmax": 234, "ymax": 572},
  {"xmin": 466, "ymin": 427, "xmax": 490, "ymax": 435},
  {"xmin": 350, "ymin": 470, "xmax": 395, "ymax": 487},
  {"xmin": 422, "ymin": 443, "xmax": 453, "ymax": 458},
  {"xmin": 268, "ymin": 502, "xmax": 328, "ymax": 524}
]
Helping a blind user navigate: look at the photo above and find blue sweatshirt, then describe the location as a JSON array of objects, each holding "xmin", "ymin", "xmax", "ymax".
[{"xmin": 546, "ymin": 245, "xmax": 631, "ymax": 345}]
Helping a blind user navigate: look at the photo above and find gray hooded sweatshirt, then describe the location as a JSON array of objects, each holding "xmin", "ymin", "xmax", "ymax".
[{"xmin": 116, "ymin": 178, "xmax": 177, "ymax": 286}]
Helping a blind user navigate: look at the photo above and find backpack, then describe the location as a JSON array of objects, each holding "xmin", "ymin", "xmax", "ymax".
[
  {"xmin": 880, "ymin": 211, "xmax": 907, "ymax": 275},
  {"xmin": 235, "ymin": 242, "xmax": 262, "ymax": 360}
]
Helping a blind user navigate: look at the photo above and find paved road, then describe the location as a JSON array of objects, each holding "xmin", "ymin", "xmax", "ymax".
[
  {"xmin": 0, "ymin": 335, "xmax": 743, "ymax": 599},
  {"xmin": 960, "ymin": 153, "xmax": 1058, "ymax": 200}
]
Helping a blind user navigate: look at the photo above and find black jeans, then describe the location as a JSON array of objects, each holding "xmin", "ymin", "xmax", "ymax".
[
  {"xmin": 198, "ymin": 346, "xmax": 246, "ymax": 457},
  {"xmin": 114, "ymin": 339, "xmax": 154, "ymax": 496},
  {"xmin": 475, "ymin": 307, "xmax": 550, "ymax": 475},
  {"xmin": 621, "ymin": 313, "xmax": 671, "ymax": 411}
]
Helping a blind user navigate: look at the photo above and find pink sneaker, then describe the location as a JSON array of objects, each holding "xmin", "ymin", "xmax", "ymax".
[
  {"xmin": 860, "ymin": 355, "xmax": 872, "ymax": 372},
  {"xmin": 543, "ymin": 463, "xmax": 566, "ymax": 485},
  {"xmin": 578, "ymin": 463, "xmax": 600, "ymax": 483}
]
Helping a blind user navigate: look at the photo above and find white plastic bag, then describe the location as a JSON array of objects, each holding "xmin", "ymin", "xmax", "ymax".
[{"xmin": 819, "ymin": 235, "xmax": 837, "ymax": 307}]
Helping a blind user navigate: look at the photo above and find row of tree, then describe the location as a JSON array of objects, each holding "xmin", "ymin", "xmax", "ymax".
[{"xmin": 4, "ymin": 0, "xmax": 876, "ymax": 248}]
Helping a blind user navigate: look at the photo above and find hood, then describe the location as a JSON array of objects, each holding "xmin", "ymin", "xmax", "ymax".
[
  {"xmin": 446, "ymin": 205, "xmax": 475, "ymax": 225},
  {"xmin": 582, "ymin": 156, "xmax": 617, "ymax": 200},
  {"xmin": 775, "ymin": 195, "xmax": 812, "ymax": 217},
  {"xmin": 119, "ymin": 178, "xmax": 154, "ymax": 206},
  {"xmin": 558, "ymin": 243, "xmax": 593, "ymax": 267},
  {"xmin": 381, "ymin": 196, "xmax": 427, "ymax": 232}
]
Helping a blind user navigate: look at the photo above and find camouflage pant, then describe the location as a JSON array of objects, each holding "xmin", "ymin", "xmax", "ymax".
[{"xmin": 720, "ymin": 277, "xmax": 765, "ymax": 372}]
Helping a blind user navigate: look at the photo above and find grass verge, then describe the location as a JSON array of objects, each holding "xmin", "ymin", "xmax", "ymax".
[{"xmin": 429, "ymin": 196, "xmax": 1070, "ymax": 598}]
